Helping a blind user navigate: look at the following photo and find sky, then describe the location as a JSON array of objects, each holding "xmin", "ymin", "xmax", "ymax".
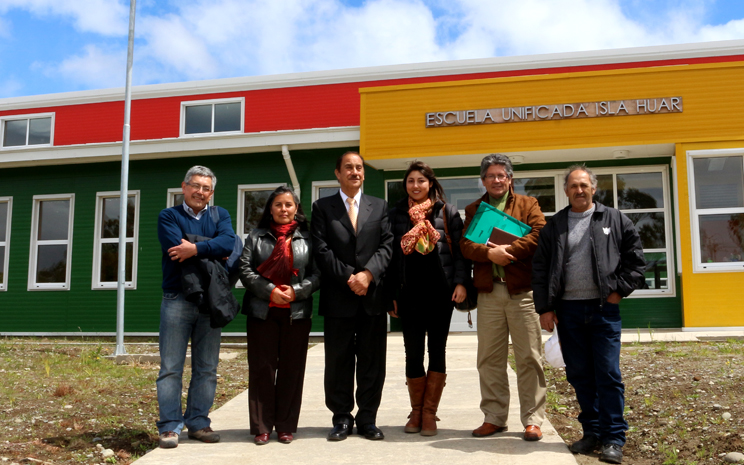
[{"xmin": 0, "ymin": 0, "xmax": 742, "ymax": 99}]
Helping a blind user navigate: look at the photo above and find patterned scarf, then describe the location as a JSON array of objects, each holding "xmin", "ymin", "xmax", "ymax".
[
  {"xmin": 256, "ymin": 220, "xmax": 299, "ymax": 286},
  {"xmin": 400, "ymin": 198, "xmax": 441, "ymax": 255}
]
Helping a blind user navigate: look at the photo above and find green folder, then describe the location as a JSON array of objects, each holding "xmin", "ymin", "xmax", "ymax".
[{"xmin": 464, "ymin": 201, "xmax": 532, "ymax": 244}]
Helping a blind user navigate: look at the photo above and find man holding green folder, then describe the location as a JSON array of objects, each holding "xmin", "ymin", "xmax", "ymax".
[{"xmin": 460, "ymin": 154, "xmax": 547, "ymax": 442}]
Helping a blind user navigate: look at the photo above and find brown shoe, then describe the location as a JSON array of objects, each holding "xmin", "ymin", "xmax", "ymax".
[
  {"xmin": 524, "ymin": 425, "xmax": 543, "ymax": 441},
  {"xmin": 187, "ymin": 426, "xmax": 220, "ymax": 443},
  {"xmin": 254, "ymin": 433, "xmax": 269, "ymax": 445},
  {"xmin": 277, "ymin": 432, "xmax": 293, "ymax": 444},
  {"xmin": 421, "ymin": 371, "xmax": 446, "ymax": 436},
  {"xmin": 472, "ymin": 422, "xmax": 508, "ymax": 437},
  {"xmin": 404, "ymin": 376, "xmax": 427, "ymax": 433}
]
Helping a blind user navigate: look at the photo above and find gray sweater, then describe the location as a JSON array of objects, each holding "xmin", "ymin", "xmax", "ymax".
[{"xmin": 563, "ymin": 205, "xmax": 601, "ymax": 300}]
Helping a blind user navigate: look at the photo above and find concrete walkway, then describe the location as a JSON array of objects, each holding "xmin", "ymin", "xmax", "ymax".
[{"xmin": 135, "ymin": 333, "xmax": 578, "ymax": 465}]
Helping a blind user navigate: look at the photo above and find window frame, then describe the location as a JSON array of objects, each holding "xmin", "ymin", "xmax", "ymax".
[
  {"xmin": 92, "ymin": 191, "xmax": 141, "ymax": 290},
  {"xmin": 235, "ymin": 183, "xmax": 286, "ymax": 288},
  {"xmin": 1, "ymin": 113, "xmax": 54, "ymax": 149},
  {"xmin": 179, "ymin": 98, "xmax": 245, "ymax": 138},
  {"xmin": 28, "ymin": 193, "xmax": 74, "ymax": 291},
  {"xmin": 385, "ymin": 164, "xmax": 675, "ymax": 297},
  {"xmin": 167, "ymin": 187, "xmax": 213, "ymax": 208},
  {"xmin": 687, "ymin": 148, "xmax": 744, "ymax": 273},
  {"xmin": 0, "ymin": 196, "xmax": 12, "ymax": 291},
  {"xmin": 311, "ymin": 180, "xmax": 341, "ymax": 203}
]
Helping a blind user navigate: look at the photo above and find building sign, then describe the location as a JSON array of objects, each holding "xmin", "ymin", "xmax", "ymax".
[{"xmin": 425, "ymin": 97, "xmax": 682, "ymax": 128}]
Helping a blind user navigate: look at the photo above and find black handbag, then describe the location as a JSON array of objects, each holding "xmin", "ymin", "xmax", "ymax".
[{"xmin": 442, "ymin": 204, "xmax": 478, "ymax": 313}]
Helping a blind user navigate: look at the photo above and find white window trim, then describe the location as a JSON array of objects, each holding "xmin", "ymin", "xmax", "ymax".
[
  {"xmin": 385, "ymin": 165, "xmax": 675, "ymax": 297},
  {"xmin": 236, "ymin": 183, "xmax": 285, "ymax": 288},
  {"xmin": 687, "ymin": 148, "xmax": 744, "ymax": 273},
  {"xmin": 91, "ymin": 191, "xmax": 140, "ymax": 290},
  {"xmin": 1, "ymin": 112, "xmax": 55, "ymax": 149},
  {"xmin": 0, "ymin": 196, "xmax": 12, "ymax": 291},
  {"xmin": 179, "ymin": 97, "xmax": 245, "ymax": 138},
  {"xmin": 167, "ymin": 187, "xmax": 213, "ymax": 208},
  {"xmin": 28, "ymin": 193, "xmax": 74, "ymax": 291},
  {"xmin": 312, "ymin": 180, "xmax": 341, "ymax": 202}
]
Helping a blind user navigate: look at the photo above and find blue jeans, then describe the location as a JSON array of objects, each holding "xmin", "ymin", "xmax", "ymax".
[
  {"xmin": 557, "ymin": 299, "xmax": 626, "ymax": 446},
  {"xmin": 156, "ymin": 292, "xmax": 222, "ymax": 435}
]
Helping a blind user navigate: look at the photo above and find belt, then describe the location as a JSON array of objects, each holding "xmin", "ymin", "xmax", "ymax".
[{"xmin": 493, "ymin": 276, "xmax": 506, "ymax": 284}]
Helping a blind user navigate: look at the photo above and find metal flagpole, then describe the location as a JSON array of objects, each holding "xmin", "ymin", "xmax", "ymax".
[{"xmin": 115, "ymin": 0, "xmax": 137, "ymax": 356}]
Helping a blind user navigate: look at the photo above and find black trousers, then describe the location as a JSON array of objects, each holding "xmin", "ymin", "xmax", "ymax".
[
  {"xmin": 323, "ymin": 309, "xmax": 387, "ymax": 427},
  {"xmin": 399, "ymin": 290, "xmax": 454, "ymax": 378},
  {"xmin": 246, "ymin": 308, "xmax": 311, "ymax": 435}
]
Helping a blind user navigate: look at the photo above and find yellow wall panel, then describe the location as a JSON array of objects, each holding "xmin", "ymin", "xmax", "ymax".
[
  {"xmin": 361, "ymin": 62, "xmax": 744, "ymax": 160},
  {"xmin": 676, "ymin": 141, "xmax": 744, "ymax": 327}
]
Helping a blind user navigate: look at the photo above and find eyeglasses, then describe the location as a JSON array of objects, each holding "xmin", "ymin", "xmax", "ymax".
[
  {"xmin": 186, "ymin": 182, "xmax": 213, "ymax": 193},
  {"xmin": 484, "ymin": 174, "xmax": 509, "ymax": 182}
]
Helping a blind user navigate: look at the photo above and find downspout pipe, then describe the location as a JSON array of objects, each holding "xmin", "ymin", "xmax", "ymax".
[{"xmin": 281, "ymin": 145, "xmax": 301, "ymax": 200}]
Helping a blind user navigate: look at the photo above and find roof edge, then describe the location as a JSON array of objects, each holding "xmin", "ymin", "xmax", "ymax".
[{"xmin": 2, "ymin": 40, "xmax": 743, "ymax": 110}]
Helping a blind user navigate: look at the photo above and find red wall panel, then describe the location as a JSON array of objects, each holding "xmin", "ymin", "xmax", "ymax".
[{"xmin": 1, "ymin": 54, "xmax": 741, "ymax": 147}]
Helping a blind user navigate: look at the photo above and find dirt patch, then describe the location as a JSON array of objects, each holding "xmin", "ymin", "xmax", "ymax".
[
  {"xmin": 0, "ymin": 339, "xmax": 249, "ymax": 464},
  {"xmin": 544, "ymin": 339, "xmax": 744, "ymax": 464}
]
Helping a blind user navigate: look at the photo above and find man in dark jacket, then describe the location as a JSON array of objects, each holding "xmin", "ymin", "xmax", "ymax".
[
  {"xmin": 155, "ymin": 165, "xmax": 237, "ymax": 449},
  {"xmin": 460, "ymin": 154, "xmax": 547, "ymax": 442},
  {"xmin": 532, "ymin": 164, "xmax": 645, "ymax": 464},
  {"xmin": 311, "ymin": 151, "xmax": 393, "ymax": 441}
]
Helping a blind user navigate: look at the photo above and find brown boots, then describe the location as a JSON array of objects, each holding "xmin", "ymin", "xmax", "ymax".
[
  {"xmin": 404, "ymin": 376, "xmax": 427, "ymax": 433},
  {"xmin": 404, "ymin": 371, "xmax": 447, "ymax": 436},
  {"xmin": 421, "ymin": 371, "xmax": 446, "ymax": 436}
]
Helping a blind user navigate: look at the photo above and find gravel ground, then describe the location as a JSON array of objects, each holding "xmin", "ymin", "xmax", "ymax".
[{"xmin": 544, "ymin": 339, "xmax": 744, "ymax": 464}]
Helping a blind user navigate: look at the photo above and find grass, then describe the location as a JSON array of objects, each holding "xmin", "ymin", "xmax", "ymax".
[{"xmin": 0, "ymin": 338, "xmax": 250, "ymax": 464}]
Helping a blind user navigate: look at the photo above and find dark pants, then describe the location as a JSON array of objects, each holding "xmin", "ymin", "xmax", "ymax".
[
  {"xmin": 323, "ymin": 310, "xmax": 387, "ymax": 427},
  {"xmin": 246, "ymin": 308, "xmax": 312, "ymax": 435},
  {"xmin": 399, "ymin": 291, "xmax": 453, "ymax": 378},
  {"xmin": 558, "ymin": 299, "xmax": 627, "ymax": 446}
]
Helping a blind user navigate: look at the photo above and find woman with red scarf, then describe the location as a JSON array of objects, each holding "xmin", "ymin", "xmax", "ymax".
[
  {"xmin": 387, "ymin": 161, "xmax": 470, "ymax": 436},
  {"xmin": 239, "ymin": 186, "xmax": 320, "ymax": 445}
]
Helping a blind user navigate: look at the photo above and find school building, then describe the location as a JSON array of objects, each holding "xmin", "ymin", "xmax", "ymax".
[{"xmin": 1, "ymin": 39, "xmax": 743, "ymax": 335}]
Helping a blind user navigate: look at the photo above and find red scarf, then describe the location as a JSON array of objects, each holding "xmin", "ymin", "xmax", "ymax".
[{"xmin": 256, "ymin": 221, "xmax": 299, "ymax": 287}]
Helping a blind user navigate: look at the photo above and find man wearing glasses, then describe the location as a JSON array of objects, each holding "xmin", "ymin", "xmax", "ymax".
[
  {"xmin": 460, "ymin": 154, "xmax": 547, "ymax": 442},
  {"xmin": 155, "ymin": 165, "xmax": 237, "ymax": 448}
]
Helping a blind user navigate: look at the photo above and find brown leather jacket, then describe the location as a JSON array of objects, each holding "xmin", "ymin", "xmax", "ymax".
[{"xmin": 460, "ymin": 187, "xmax": 546, "ymax": 295}]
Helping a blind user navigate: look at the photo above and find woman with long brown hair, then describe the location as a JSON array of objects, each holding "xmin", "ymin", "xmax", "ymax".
[
  {"xmin": 239, "ymin": 186, "xmax": 320, "ymax": 445},
  {"xmin": 387, "ymin": 161, "xmax": 469, "ymax": 436}
]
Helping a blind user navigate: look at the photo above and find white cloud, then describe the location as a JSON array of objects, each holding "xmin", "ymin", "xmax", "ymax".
[
  {"xmin": 0, "ymin": 0, "xmax": 129, "ymax": 36},
  {"xmin": 34, "ymin": 45, "xmax": 126, "ymax": 90},
  {"xmin": 0, "ymin": 77, "xmax": 23, "ymax": 97},
  {"xmin": 3, "ymin": 0, "xmax": 744, "ymax": 95}
]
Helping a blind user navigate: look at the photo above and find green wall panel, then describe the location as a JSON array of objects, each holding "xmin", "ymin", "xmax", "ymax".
[
  {"xmin": 382, "ymin": 158, "xmax": 683, "ymax": 329},
  {"xmin": 0, "ymin": 146, "xmax": 368, "ymax": 334}
]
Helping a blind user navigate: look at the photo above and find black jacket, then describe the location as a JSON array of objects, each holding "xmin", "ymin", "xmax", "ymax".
[
  {"xmin": 238, "ymin": 227, "xmax": 320, "ymax": 321},
  {"xmin": 181, "ymin": 235, "xmax": 241, "ymax": 329},
  {"xmin": 387, "ymin": 198, "xmax": 470, "ymax": 300},
  {"xmin": 532, "ymin": 202, "xmax": 646, "ymax": 314},
  {"xmin": 311, "ymin": 192, "xmax": 393, "ymax": 317}
]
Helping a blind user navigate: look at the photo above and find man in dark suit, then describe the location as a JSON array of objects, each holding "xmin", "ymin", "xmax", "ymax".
[{"xmin": 311, "ymin": 151, "xmax": 393, "ymax": 441}]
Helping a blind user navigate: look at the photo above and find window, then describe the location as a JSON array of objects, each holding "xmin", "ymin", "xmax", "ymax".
[
  {"xmin": 237, "ymin": 184, "xmax": 285, "ymax": 241},
  {"xmin": 312, "ymin": 181, "xmax": 340, "ymax": 202},
  {"xmin": 181, "ymin": 98, "xmax": 244, "ymax": 136},
  {"xmin": 688, "ymin": 149, "xmax": 744, "ymax": 273},
  {"xmin": 92, "ymin": 192, "xmax": 140, "ymax": 289},
  {"xmin": 236, "ymin": 184, "xmax": 285, "ymax": 288},
  {"xmin": 167, "ymin": 188, "xmax": 184, "ymax": 208},
  {"xmin": 28, "ymin": 194, "xmax": 74, "ymax": 290},
  {"xmin": 0, "ymin": 197, "xmax": 11, "ymax": 291},
  {"xmin": 386, "ymin": 165, "xmax": 674, "ymax": 296},
  {"xmin": 593, "ymin": 169, "xmax": 674, "ymax": 293},
  {"xmin": 1, "ymin": 113, "xmax": 53, "ymax": 148},
  {"xmin": 167, "ymin": 188, "xmax": 213, "ymax": 208}
]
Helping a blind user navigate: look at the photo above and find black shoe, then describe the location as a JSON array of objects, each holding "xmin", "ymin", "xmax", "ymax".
[
  {"xmin": 327, "ymin": 423, "xmax": 350, "ymax": 441},
  {"xmin": 599, "ymin": 443, "xmax": 623, "ymax": 464},
  {"xmin": 569, "ymin": 434, "xmax": 600, "ymax": 454},
  {"xmin": 357, "ymin": 424, "xmax": 385, "ymax": 440}
]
